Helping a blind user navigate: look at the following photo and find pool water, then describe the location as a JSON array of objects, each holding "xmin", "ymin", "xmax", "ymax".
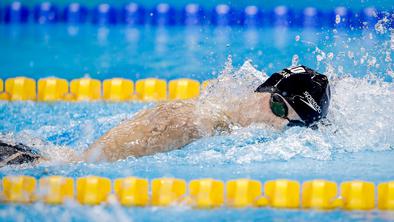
[
  {"xmin": 1, "ymin": 12, "xmax": 394, "ymax": 222},
  {"xmin": 0, "ymin": 24, "xmax": 392, "ymax": 81}
]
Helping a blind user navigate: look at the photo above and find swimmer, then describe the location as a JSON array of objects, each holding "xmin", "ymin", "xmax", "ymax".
[{"xmin": 0, "ymin": 65, "xmax": 330, "ymax": 167}]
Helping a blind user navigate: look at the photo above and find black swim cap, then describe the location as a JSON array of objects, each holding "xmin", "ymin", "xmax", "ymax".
[{"xmin": 255, "ymin": 65, "xmax": 331, "ymax": 126}]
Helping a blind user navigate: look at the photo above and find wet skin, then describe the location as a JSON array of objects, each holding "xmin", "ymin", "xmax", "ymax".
[{"xmin": 82, "ymin": 92, "xmax": 301, "ymax": 162}]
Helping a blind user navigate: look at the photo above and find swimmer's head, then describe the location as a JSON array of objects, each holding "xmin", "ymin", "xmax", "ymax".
[{"xmin": 255, "ymin": 65, "xmax": 331, "ymax": 127}]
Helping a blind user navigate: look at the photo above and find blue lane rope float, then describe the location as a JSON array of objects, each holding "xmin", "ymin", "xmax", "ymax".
[
  {"xmin": 331, "ymin": 6, "xmax": 354, "ymax": 28},
  {"xmin": 182, "ymin": 3, "xmax": 204, "ymax": 26},
  {"xmin": 360, "ymin": 7, "xmax": 379, "ymax": 28},
  {"xmin": 92, "ymin": 3, "xmax": 117, "ymax": 25},
  {"xmin": 242, "ymin": 5, "xmax": 264, "ymax": 27},
  {"xmin": 33, "ymin": 2, "xmax": 59, "ymax": 24},
  {"xmin": 3, "ymin": 1, "xmax": 29, "ymax": 24},
  {"xmin": 271, "ymin": 5, "xmax": 294, "ymax": 27},
  {"xmin": 151, "ymin": 3, "xmax": 177, "ymax": 26},
  {"xmin": 211, "ymin": 4, "xmax": 238, "ymax": 26},
  {"xmin": 300, "ymin": 7, "xmax": 322, "ymax": 28},
  {"xmin": 63, "ymin": 3, "xmax": 88, "ymax": 24},
  {"xmin": 1, "ymin": 176, "xmax": 394, "ymax": 210},
  {"xmin": 122, "ymin": 2, "xmax": 145, "ymax": 25},
  {"xmin": 1, "ymin": 2, "xmax": 392, "ymax": 28}
]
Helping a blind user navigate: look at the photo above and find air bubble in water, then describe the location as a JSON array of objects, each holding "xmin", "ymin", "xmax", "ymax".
[
  {"xmin": 335, "ymin": 15, "xmax": 341, "ymax": 24},
  {"xmin": 374, "ymin": 16, "xmax": 389, "ymax": 34},
  {"xmin": 388, "ymin": 70, "xmax": 394, "ymax": 78},
  {"xmin": 315, "ymin": 47, "xmax": 326, "ymax": 62},
  {"xmin": 327, "ymin": 52, "xmax": 334, "ymax": 60},
  {"xmin": 368, "ymin": 57, "xmax": 377, "ymax": 67},
  {"xmin": 292, "ymin": 54, "xmax": 299, "ymax": 66},
  {"xmin": 338, "ymin": 66, "xmax": 344, "ymax": 74},
  {"xmin": 348, "ymin": 51, "xmax": 354, "ymax": 59},
  {"xmin": 385, "ymin": 51, "xmax": 392, "ymax": 62}
]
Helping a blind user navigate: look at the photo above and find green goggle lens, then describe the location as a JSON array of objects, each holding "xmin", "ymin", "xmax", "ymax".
[{"xmin": 270, "ymin": 94, "xmax": 288, "ymax": 118}]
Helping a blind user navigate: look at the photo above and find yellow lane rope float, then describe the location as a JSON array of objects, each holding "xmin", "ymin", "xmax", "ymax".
[{"xmin": 1, "ymin": 176, "xmax": 393, "ymax": 210}]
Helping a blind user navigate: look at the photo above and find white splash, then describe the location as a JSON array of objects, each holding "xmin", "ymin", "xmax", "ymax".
[{"xmin": 178, "ymin": 59, "xmax": 394, "ymax": 164}]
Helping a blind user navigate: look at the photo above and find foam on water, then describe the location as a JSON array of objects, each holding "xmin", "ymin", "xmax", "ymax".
[
  {"xmin": 0, "ymin": 10, "xmax": 392, "ymax": 179},
  {"xmin": 0, "ymin": 58, "xmax": 393, "ymax": 167},
  {"xmin": 159, "ymin": 57, "xmax": 394, "ymax": 165},
  {"xmin": 0, "ymin": 13, "xmax": 394, "ymax": 222},
  {"xmin": 177, "ymin": 22, "xmax": 394, "ymax": 163}
]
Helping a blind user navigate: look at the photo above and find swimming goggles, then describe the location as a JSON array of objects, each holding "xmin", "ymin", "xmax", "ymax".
[{"xmin": 269, "ymin": 93, "xmax": 306, "ymax": 127}]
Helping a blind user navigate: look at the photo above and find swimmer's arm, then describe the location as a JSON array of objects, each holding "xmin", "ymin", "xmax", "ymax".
[
  {"xmin": 82, "ymin": 101, "xmax": 219, "ymax": 162},
  {"xmin": 39, "ymin": 147, "xmax": 81, "ymax": 164},
  {"xmin": 0, "ymin": 140, "xmax": 80, "ymax": 167}
]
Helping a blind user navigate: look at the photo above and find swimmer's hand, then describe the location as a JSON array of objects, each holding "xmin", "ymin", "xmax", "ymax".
[
  {"xmin": 0, "ymin": 140, "xmax": 82, "ymax": 167},
  {"xmin": 0, "ymin": 140, "xmax": 41, "ymax": 167}
]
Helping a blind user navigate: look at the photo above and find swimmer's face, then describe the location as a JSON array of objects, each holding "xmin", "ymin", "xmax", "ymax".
[{"xmin": 255, "ymin": 93, "xmax": 302, "ymax": 129}]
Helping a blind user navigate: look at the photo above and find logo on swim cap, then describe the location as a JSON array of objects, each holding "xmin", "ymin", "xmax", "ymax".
[
  {"xmin": 299, "ymin": 91, "xmax": 321, "ymax": 113},
  {"xmin": 255, "ymin": 65, "xmax": 330, "ymax": 127},
  {"xmin": 279, "ymin": 66, "xmax": 307, "ymax": 78},
  {"xmin": 279, "ymin": 70, "xmax": 291, "ymax": 78},
  {"xmin": 289, "ymin": 66, "xmax": 306, "ymax": 74}
]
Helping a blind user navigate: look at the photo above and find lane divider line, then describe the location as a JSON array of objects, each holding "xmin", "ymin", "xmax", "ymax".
[
  {"xmin": 1, "ymin": 176, "xmax": 393, "ymax": 210},
  {"xmin": 0, "ymin": 77, "xmax": 212, "ymax": 102}
]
